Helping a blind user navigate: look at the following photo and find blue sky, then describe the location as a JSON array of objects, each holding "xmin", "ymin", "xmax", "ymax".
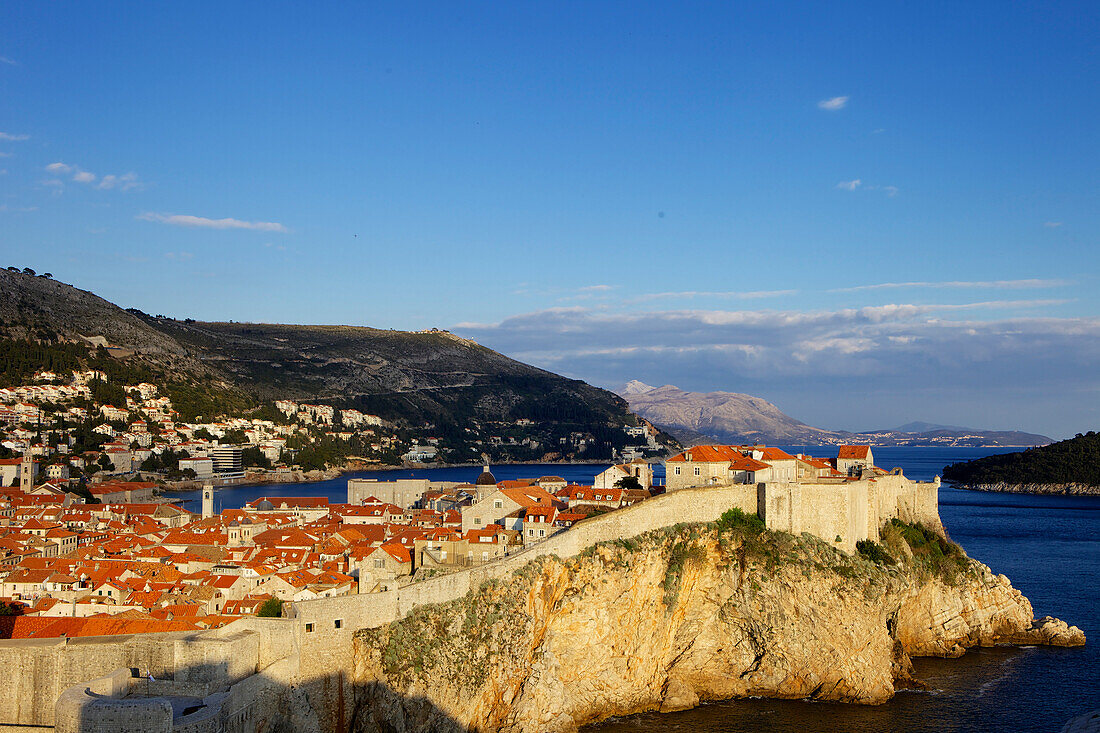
[{"xmin": 1, "ymin": 2, "xmax": 1098, "ymax": 437}]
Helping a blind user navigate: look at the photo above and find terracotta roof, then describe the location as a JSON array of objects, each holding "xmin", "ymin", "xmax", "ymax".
[
  {"xmin": 838, "ymin": 445, "xmax": 872, "ymax": 460},
  {"xmin": 667, "ymin": 445, "xmax": 745, "ymax": 463}
]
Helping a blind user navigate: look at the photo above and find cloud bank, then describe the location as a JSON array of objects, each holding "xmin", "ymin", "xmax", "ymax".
[{"xmin": 453, "ymin": 304, "xmax": 1100, "ymax": 434}]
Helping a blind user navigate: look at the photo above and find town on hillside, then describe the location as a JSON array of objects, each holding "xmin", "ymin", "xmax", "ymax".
[
  {"xmin": 0, "ymin": 440, "xmax": 923, "ymax": 640},
  {"xmin": 0, "ymin": 368, "xmax": 667, "ymax": 495}
]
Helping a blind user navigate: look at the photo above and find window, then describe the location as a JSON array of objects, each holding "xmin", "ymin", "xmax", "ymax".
[
  {"xmin": 493, "ymin": 500, "xmax": 503, "ymax": 509},
  {"xmin": 474, "ymin": 517, "xmax": 482, "ymax": 525},
  {"xmin": 539, "ymin": 529, "xmax": 545, "ymax": 537},
  {"xmin": 674, "ymin": 466, "xmax": 681, "ymax": 475},
  {"xmin": 334, "ymin": 619, "xmax": 342, "ymax": 629},
  {"xmin": 374, "ymin": 558, "xmax": 384, "ymax": 568},
  {"xmin": 694, "ymin": 467, "xmax": 701, "ymax": 476},
  {"xmin": 305, "ymin": 623, "xmax": 314, "ymax": 633}
]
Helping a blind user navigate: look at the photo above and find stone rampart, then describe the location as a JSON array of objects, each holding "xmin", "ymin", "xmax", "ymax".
[
  {"xmin": 0, "ymin": 617, "xmax": 294, "ymax": 728},
  {"xmin": 292, "ymin": 482, "xmax": 760, "ymax": 730},
  {"xmin": 54, "ymin": 669, "xmax": 171, "ymax": 733}
]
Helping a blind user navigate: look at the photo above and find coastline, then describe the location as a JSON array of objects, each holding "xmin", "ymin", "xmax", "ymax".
[
  {"xmin": 159, "ymin": 457, "xmax": 640, "ymax": 493},
  {"xmin": 955, "ymin": 482, "xmax": 1100, "ymax": 496}
]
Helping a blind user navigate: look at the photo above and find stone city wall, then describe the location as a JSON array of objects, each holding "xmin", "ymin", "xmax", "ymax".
[
  {"xmin": 292, "ymin": 482, "xmax": 761, "ymax": 731},
  {"xmin": 0, "ymin": 617, "xmax": 294, "ymax": 728}
]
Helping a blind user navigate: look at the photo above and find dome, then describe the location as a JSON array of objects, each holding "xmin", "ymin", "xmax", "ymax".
[
  {"xmin": 475, "ymin": 464, "xmax": 497, "ymax": 486},
  {"xmin": 255, "ymin": 499, "xmax": 275, "ymax": 511}
]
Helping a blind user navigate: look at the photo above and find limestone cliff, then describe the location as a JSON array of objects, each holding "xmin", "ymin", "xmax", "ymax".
[{"xmin": 350, "ymin": 517, "xmax": 1084, "ymax": 733}]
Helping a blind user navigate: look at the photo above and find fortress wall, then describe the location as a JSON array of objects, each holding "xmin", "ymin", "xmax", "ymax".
[
  {"xmin": 294, "ymin": 482, "xmax": 759, "ymax": 731},
  {"xmin": 0, "ymin": 618, "xmax": 285, "ymax": 728},
  {"xmin": 765, "ymin": 482, "xmax": 864, "ymax": 554},
  {"xmin": 54, "ymin": 670, "xmax": 171, "ymax": 733},
  {"xmin": 173, "ymin": 630, "xmax": 257, "ymax": 688},
  {"xmin": 898, "ymin": 481, "xmax": 943, "ymax": 532},
  {"xmin": 763, "ymin": 476, "xmax": 942, "ymax": 554}
]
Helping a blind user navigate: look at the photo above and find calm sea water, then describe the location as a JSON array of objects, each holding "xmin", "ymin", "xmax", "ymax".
[{"xmin": 169, "ymin": 448, "xmax": 1099, "ymax": 731}]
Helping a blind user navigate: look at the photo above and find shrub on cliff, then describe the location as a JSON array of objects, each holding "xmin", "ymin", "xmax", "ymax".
[
  {"xmin": 716, "ymin": 507, "xmax": 765, "ymax": 535},
  {"xmin": 883, "ymin": 519, "xmax": 969, "ymax": 584},
  {"xmin": 856, "ymin": 539, "xmax": 895, "ymax": 565}
]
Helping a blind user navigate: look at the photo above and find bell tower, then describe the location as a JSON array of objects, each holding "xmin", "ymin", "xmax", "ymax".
[
  {"xmin": 20, "ymin": 450, "xmax": 33, "ymax": 492},
  {"xmin": 202, "ymin": 484, "xmax": 214, "ymax": 519}
]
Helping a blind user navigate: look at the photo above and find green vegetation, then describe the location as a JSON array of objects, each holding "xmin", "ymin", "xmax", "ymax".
[
  {"xmin": 856, "ymin": 539, "xmax": 895, "ymax": 565},
  {"xmin": 881, "ymin": 519, "xmax": 969, "ymax": 584},
  {"xmin": 613, "ymin": 475, "xmax": 643, "ymax": 492},
  {"xmin": 257, "ymin": 598, "xmax": 283, "ymax": 617},
  {"xmin": 942, "ymin": 431, "xmax": 1100, "ymax": 486}
]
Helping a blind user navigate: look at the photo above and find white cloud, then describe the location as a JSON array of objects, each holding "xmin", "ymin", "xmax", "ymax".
[
  {"xmin": 138, "ymin": 212, "xmax": 288, "ymax": 232},
  {"xmin": 0, "ymin": 56, "xmax": 16, "ymax": 66},
  {"xmin": 0, "ymin": 152, "xmax": 11, "ymax": 158},
  {"xmin": 1044, "ymin": 221, "xmax": 1063, "ymax": 228},
  {"xmin": 830, "ymin": 279, "xmax": 1069, "ymax": 293},
  {"xmin": 97, "ymin": 172, "xmax": 140, "ymax": 190},
  {"xmin": 164, "ymin": 251, "xmax": 194, "ymax": 261},
  {"xmin": 44, "ymin": 162, "xmax": 142, "ymax": 191},
  {"xmin": 0, "ymin": 132, "xmax": 29, "ymax": 141},
  {"xmin": 578, "ymin": 284, "xmax": 615, "ymax": 293},
  {"xmin": 818, "ymin": 96, "xmax": 849, "ymax": 111},
  {"xmin": 836, "ymin": 179, "xmax": 861, "ymax": 191}
]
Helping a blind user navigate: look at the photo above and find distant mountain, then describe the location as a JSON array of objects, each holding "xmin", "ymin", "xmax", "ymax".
[
  {"xmin": 617, "ymin": 382, "xmax": 1051, "ymax": 448},
  {"xmin": 617, "ymin": 384, "xmax": 835, "ymax": 445},
  {"xmin": 0, "ymin": 269, "xmax": 642, "ymax": 451},
  {"xmin": 618, "ymin": 380, "xmax": 657, "ymax": 396}
]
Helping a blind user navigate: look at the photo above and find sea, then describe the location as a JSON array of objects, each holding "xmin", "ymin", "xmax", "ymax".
[{"xmin": 167, "ymin": 447, "xmax": 1099, "ymax": 731}]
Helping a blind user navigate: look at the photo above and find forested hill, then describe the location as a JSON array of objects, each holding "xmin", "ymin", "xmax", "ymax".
[
  {"xmin": 0, "ymin": 268, "xmax": 644, "ymax": 454},
  {"xmin": 142, "ymin": 318, "xmax": 632, "ymax": 430},
  {"xmin": 942, "ymin": 432, "xmax": 1100, "ymax": 486}
]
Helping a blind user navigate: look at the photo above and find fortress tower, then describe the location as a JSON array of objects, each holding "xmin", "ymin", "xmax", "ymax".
[{"xmin": 202, "ymin": 484, "xmax": 214, "ymax": 519}]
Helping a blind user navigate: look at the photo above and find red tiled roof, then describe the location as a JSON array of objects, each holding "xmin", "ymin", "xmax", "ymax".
[{"xmin": 838, "ymin": 445, "xmax": 872, "ymax": 460}]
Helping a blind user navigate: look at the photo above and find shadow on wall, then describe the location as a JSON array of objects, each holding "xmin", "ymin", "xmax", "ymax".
[
  {"xmin": 350, "ymin": 681, "xmax": 469, "ymax": 733},
  {"xmin": 55, "ymin": 660, "xmax": 466, "ymax": 733}
]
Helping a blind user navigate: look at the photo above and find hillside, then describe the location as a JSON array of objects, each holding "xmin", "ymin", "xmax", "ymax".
[
  {"xmin": 0, "ymin": 268, "xmax": 644, "ymax": 456},
  {"xmin": 942, "ymin": 431, "xmax": 1100, "ymax": 494},
  {"xmin": 145, "ymin": 318, "xmax": 631, "ymax": 429},
  {"xmin": 619, "ymin": 382, "xmax": 1050, "ymax": 448}
]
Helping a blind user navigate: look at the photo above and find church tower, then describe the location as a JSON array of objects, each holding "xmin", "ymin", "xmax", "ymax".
[
  {"xmin": 19, "ymin": 450, "xmax": 33, "ymax": 492},
  {"xmin": 202, "ymin": 484, "xmax": 214, "ymax": 519}
]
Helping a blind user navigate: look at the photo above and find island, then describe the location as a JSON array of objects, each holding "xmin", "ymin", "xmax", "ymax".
[{"xmin": 942, "ymin": 431, "xmax": 1100, "ymax": 495}]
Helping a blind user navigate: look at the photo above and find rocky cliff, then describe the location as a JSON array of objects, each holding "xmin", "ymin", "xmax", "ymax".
[{"xmin": 350, "ymin": 519, "xmax": 1084, "ymax": 733}]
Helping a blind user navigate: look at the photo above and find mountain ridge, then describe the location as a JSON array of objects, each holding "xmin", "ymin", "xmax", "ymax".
[
  {"xmin": 616, "ymin": 381, "xmax": 1051, "ymax": 447},
  {"xmin": 0, "ymin": 269, "xmax": 646, "ymax": 456}
]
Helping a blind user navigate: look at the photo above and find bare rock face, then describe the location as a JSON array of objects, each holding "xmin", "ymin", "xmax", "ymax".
[{"xmin": 350, "ymin": 527, "xmax": 1084, "ymax": 733}]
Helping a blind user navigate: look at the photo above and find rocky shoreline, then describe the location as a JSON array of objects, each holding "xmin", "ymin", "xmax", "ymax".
[
  {"xmin": 958, "ymin": 482, "xmax": 1100, "ymax": 496},
  {"xmin": 349, "ymin": 523, "xmax": 1085, "ymax": 733}
]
